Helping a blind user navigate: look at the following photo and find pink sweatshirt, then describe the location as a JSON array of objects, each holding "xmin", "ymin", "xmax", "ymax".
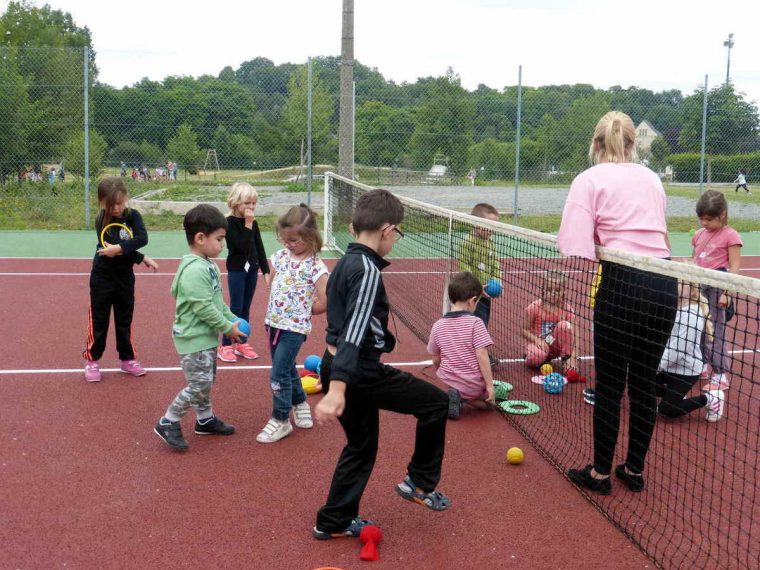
[{"xmin": 557, "ymin": 163, "xmax": 670, "ymax": 260}]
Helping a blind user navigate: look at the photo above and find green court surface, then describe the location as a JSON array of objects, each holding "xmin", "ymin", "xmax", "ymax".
[{"xmin": 1, "ymin": 230, "xmax": 759, "ymax": 259}]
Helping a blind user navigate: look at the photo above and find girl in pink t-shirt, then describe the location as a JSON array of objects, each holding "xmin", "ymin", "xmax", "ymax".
[
  {"xmin": 521, "ymin": 270, "xmax": 577, "ymax": 372},
  {"xmin": 692, "ymin": 190, "xmax": 743, "ymax": 391}
]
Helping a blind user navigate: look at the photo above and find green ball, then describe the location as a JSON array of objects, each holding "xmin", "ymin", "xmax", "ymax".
[
  {"xmin": 493, "ymin": 380, "xmax": 513, "ymax": 401},
  {"xmin": 689, "ymin": 228, "xmax": 696, "ymax": 236}
]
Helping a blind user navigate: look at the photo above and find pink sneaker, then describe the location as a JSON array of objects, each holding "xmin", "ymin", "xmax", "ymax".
[
  {"xmin": 120, "ymin": 359, "xmax": 146, "ymax": 377},
  {"xmin": 84, "ymin": 360, "xmax": 101, "ymax": 382},
  {"xmin": 217, "ymin": 345, "xmax": 237, "ymax": 363},
  {"xmin": 702, "ymin": 373, "xmax": 729, "ymax": 392},
  {"xmin": 233, "ymin": 342, "xmax": 259, "ymax": 360}
]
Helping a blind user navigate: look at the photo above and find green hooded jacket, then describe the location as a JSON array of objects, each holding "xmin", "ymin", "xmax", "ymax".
[{"xmin": 171, "ymin": 254, "xmax": 236, "ymax": 354}]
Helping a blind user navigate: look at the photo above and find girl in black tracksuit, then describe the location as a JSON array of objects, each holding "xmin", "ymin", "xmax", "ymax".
[{"xmin": 83, "ymin": 177, "xmax": 157, "ymax": 381}]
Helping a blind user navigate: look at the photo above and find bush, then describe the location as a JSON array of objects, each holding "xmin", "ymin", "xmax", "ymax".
[{"xmin": 669, "ymin": 151, "xmax": 760, "ymax": 182}]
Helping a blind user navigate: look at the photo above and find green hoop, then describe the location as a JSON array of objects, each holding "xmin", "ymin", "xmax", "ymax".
[{"xmin": 498, "ymin": 399, "xmax": 540, "ymax": 415}]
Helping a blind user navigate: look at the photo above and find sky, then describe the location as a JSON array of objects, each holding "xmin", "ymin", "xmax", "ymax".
[{"xmin": 6, "ymin": 0, "xmax": 760, "ymax": 103}]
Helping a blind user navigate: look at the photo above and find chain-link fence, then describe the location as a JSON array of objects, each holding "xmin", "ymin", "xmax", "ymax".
[{"xmin": 1, "ymin": 46, "xmax": 759, "ymax": 228}]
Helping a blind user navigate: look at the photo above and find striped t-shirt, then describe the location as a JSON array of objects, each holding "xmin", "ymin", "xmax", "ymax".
[{"xmin": 427, "ymin": 311, "xmax": 493, "ymax": 399}]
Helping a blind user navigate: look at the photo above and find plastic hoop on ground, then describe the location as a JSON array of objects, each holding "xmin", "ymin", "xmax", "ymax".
[
  {"xmin": 498, "ymin": 400, "xmax": 540, "ymax": 415},
  {"xmin": 531, "ymin": 374, "xmax": 568, "ymax": 385}
]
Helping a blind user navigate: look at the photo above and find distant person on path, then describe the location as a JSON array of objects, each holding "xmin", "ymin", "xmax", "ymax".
[
  {"xmin": 733, "ymin": 169, "xmax": 749, "ymax": 193},
  {"xmin": 467, "ymin": 167, "xmax": 476, "ymax": 186},
  {"xmin": 120, "ymin": 162, "xmax": 127, "ymax": 177},
  {"xmin": 691, "ymin": 190, "xmax": 743, "ymax": 391},
  {"xmin": 558, "ymin": 111, "xmax": 677, "ymax": 495}
]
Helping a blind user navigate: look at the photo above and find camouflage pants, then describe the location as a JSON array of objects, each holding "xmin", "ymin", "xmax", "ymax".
[{"xmin": 164, "ymin": 348, "xmax": 217, "ymax": 422}]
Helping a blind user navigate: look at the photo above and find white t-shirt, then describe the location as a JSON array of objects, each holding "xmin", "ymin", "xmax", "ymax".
[{"xmin": 659, "ymin": 302, "xmax": 705, "ymax": 376}]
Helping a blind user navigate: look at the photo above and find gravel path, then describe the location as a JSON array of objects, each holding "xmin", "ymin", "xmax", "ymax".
[{"xmin": 261, "ymin": 185, "xmax": 760, "ymax": 219}]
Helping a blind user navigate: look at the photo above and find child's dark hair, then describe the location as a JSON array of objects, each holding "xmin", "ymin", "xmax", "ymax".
[
  {"xmin": 448, "ymin": 272, "xmax": 483, "ymax": 304},
  {"xmin": 471, "ymin": 203, "xmax": 499, "ymax": 219},
  {"xmin": 351, "ymin": 189, "xmax": 404, "ymax": 233},
  {"xmin": 696, "ymin": 190, "xmax": 728, "ymax": 220},
  {"xmin": 183, "ymin": 204, "xmax": 227, "ymax": 245},
  {"xmin": 96, "ymin": 177, "xmax": 129, "ymax": 228},
  {"xmin": 277, "ymin": 203, "xmax": 322, "ymax": 255}
]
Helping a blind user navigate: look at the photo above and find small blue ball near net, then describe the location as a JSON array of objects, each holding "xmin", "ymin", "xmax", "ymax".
[{"xmin": 544, "ymin": 372, "xmax": 565, "ymax": 394}]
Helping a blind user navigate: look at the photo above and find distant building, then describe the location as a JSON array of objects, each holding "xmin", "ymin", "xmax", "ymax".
[{"xmin": 635, "ymin": 120, "xmax": 661, "ymax": 153}]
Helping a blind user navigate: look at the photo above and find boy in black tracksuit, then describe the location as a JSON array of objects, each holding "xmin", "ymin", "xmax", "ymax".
[{"xmin": 313, "ymin": 189, "xmax": 450, "ymax": 540}]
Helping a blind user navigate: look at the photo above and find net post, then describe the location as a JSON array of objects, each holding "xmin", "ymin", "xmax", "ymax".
[
  {"xmin": 323, "ymin": 172, "xmax": 334, "ymax": 249},
  {"xmin": 442, "ymin": 212, "xmax": 454, "ymax": 316}
]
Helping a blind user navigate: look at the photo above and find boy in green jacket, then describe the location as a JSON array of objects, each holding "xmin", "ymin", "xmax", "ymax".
[{"xmin": 154, "ymin": 204, "xmax": 244, "ymax": 450}]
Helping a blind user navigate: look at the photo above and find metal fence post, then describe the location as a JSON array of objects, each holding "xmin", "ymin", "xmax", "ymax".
[
  {"xmin": 84, "ymin": 46, "xmax": 91, "ymax": 227},
  {"xmin": 699, "ymin": 74, "xmax": 708, "ymax": 192},
  {"xmin": 513, "ymin": 65, "xmax": 522, "ymax": 220},
  {"xmin": 307, "ymin": 57, "xmax": 313, "ymax": 205}
]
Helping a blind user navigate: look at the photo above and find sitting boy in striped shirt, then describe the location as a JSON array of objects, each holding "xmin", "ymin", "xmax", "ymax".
[{"xmin": 427, "ymin": 272, "xmax": 495, "ymax": 419}]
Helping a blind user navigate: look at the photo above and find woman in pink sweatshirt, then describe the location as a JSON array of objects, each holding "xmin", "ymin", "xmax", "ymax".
[{"xmin": 557, "ymin": 111, "xmax": 677, "ymax": 495}]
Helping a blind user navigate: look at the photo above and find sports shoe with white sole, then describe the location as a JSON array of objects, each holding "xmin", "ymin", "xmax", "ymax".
[
  {"xmin": 256, "ymin": 418, "xmax": 293, "ymax": 443},
  {"xmin": 293, "ymin": 402, "xmax": 313, "ymax": 428},
  {"xmin": 705, "ymin": 390, "xmax": 725, "ymax": 423}
]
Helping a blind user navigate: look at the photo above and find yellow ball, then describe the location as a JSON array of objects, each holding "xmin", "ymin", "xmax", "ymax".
[
  {"xmin": 506, "ymin": 447, "xmax": 524, "ymax": 465},
  {"xmin": 540, "ymin": 363, "xmax": 553, "ymax": 376},
  {"xmin": 301, "ymin": 375, "xmax": 322, "ymax": 394}
]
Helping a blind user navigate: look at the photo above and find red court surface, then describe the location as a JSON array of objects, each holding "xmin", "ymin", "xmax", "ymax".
[{"xmin": 0, "ymin": 257, "xmax": 659, "ymax": 569}]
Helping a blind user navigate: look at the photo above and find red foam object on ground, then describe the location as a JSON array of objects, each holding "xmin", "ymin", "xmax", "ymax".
[
  {"xmin": 566, "ymin": 369, "xmax": 587, "ymax": 383},
  {"xmin": 300, "ymin": 369, "xmax": 319, "ymax": 378},
  {"xmin": 359, "ymin": 525, "xmax": 383, "ymax": 561}
]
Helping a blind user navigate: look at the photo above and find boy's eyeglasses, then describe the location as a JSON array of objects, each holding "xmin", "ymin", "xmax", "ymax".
[
  {"xmin": 277, "ymin": 236, "xmax": 304, "ymax": 245},
  {"xmin": 382, "ymin": 225, "xmax": 404, "ymax": 242}
]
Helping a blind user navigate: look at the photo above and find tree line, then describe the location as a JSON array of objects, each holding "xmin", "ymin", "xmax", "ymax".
[{"xmin": 2, "ymin": 1, "xmax": 759, "ymax": 182}]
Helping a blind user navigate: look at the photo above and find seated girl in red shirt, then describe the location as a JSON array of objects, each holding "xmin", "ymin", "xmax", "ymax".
[{"xmin": 522, "ymin": 270, "xmax": 577, "ymax": 372}]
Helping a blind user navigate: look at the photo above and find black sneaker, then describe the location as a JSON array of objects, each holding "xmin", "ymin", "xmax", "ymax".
[
  {"xmin": 583, "ymin": 388, "xmax": 596, "ymax": 405},
  {"xmin": 568, "ymin": 464, "xmax": 611, "ymax": 495},
  {"xmin": 447, "ymin": 388, "xmax": 462, "ymax": 420},
  {"xmin": 154, "ymin": 419, "xmax": 189, "ymax": 450},
  {"xmin": 312, "ymin": 516, "xmax": 376, "ymax": 540},
  {"xmin": 194, "ymin": 416, "xmax": 235, "ymax": 435},
  {"xmin": 614, "ymin": 464, "xmax": 645, "ymax": 492}
]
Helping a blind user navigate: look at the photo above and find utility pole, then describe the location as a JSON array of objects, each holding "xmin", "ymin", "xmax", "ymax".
[
  {"xmin": 338, "ymin": 0, "xmax": 354, "ymax": 178},
  {"xmin": 723, "ymin": 33, "xmax": 734, "ymax": 84}
]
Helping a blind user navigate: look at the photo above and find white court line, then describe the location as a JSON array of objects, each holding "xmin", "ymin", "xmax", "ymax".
[
  {"xmin": 0, "ymin": 360, "xmax": 435, "ymax": 376},
  {"xmin": 3, "ymin": 349, "xmax": 758, "ymax": 376}
]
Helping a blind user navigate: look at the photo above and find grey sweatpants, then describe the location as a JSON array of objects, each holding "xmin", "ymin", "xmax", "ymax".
[{"xmin": 164, "ymin": 348, "xmax": 217, "ymax": 422}]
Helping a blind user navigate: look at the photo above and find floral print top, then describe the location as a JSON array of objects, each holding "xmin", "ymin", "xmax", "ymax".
[{"xmin": 264, "ymin": 249, "xmax": 328, "ymax": 335}]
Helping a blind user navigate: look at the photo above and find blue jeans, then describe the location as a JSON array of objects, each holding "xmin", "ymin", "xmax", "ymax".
[
  {"xmin": 223, "ymin": 268, "xmax": 259, "ymax": 346},
  {"xmin": 267, "ymin": 326, "xmax": 307, "ymax": 421}
]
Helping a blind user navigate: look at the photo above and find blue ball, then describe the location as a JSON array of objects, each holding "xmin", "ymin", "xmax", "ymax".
[
  {"xmin": 231, "ymin": 318, "xmax": 250, "ymax": 340},
  {"xmin": 304, "ymin": 354, "xmax": 322, "ymax": 373},
  {"xmin": 544, "ymin": 372, "xmax": 565, "ymax": 394},
  {"xmin": 484, "ymin": 278, "xmax": 503, "ymax": 298}
]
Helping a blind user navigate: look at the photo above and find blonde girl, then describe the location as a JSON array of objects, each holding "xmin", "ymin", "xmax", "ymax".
[
  {"xmin": 521, "ymin": 270, "xmax": 577, "ymax": 372},
  {"xmin": 558, "ymin": 111, "xmax": 678, "ymax": 494},
  {"xmin": 257, "ymin": 204, "xmax": 328, "ymax": 443},
  {"xmin": 692, "ymin": 190, "xmax": 743, "ymax": 391},
  {"xmin": 218, "ymin": 182, "xmax": 270, "ymax": 363},
  {"xmin": 656, "ymin": 279, "xmax": 723, "ymax": 422},
  {"xmin": 83, "ymin": 177, "xmax": 158, "ymax": 382}
]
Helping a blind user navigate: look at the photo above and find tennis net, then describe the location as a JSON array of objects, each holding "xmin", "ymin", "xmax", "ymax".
[{"xmin": 323, "ymin": 172, "xmax": 760, "ymax": 570}]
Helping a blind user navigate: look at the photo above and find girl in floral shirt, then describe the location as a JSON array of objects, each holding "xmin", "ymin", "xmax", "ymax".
[{"xmin": 257, "ymin": 204, "xmax": 328, "ymax": 443}]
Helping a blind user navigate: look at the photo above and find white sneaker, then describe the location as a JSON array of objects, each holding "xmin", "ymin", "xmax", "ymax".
[
  {"xmin": 293, "ymin": 402, "xmax": 313, "ymax": 429},
  {"xmin": 256, "ymin": 418, "xmax": 293, "ymax": 443},
  {"xmin": 705, "ymin": 390, "xmax": 725, "ymax": 423}
]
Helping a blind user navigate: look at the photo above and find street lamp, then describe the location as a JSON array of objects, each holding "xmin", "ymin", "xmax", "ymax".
[{"xmin": 723, "ymin": 33, "xmax": 734, "ymax": 84}]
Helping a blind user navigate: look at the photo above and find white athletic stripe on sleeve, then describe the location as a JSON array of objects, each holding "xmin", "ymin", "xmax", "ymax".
[{"xmin": 346, "ymin": 256, "xmax": 380, "ymax": 346}]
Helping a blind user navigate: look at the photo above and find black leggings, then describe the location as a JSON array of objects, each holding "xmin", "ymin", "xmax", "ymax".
[
  {"xmin": 592, "ymin": 262, "xmax": 677, "ymax": 475},
  {"xmin": 735, "ymin": 184, "xmax": 749, "ymax": 192},
  {"xmin": 656, "ymin": 371, "xmax": 707, "ymax": 419}
]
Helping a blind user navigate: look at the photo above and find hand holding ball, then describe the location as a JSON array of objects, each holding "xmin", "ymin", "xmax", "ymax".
[
  {"xmin": 231, "ymin": 318, "xmax": 250, "ymax": 342},
  {"xmin": 484, "ymin": 278, "xmax": 503, "ymax": 298}
]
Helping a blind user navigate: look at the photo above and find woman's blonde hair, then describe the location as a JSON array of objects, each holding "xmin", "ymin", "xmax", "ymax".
[
  {"xmin": 226, "ymin": 182, "xmax": 258, "ymax": 214},
  {"xmin": 277, "ymin": 203, "xmax": 323, "ymax": 256},
  {"xmin": 588, "ymin": 111, "xmax": 638, "ymax": 165}
]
